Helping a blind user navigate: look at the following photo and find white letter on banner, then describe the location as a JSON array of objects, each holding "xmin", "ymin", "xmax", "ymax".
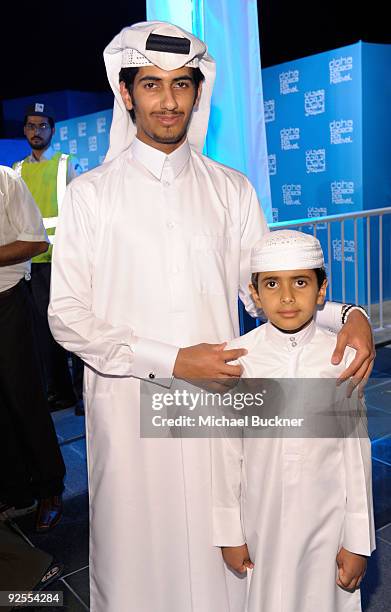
[
  {"xmin": 78, "ymin": 122, "xmax": 87, "ymax": 137},
  {"xmin": 59, "ymin": 126, "xmax": 68, "ymax": 141},
  {"xmin": 97, "ymin": 117, "xmax": 106, "ymax": 133}
]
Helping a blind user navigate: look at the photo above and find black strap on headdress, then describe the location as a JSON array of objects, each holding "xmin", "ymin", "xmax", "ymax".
[{"xmin": 146, "ymin": 33, "xmax": 191, "ymax": 55}]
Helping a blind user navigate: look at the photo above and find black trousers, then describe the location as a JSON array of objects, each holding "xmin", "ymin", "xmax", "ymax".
[
  {"xmin": 0, "ymin": 280, "xmax": 65, "ymax": 505},
  {"xmin": 30, "ymin": 263, "xmax": 81, "ymax": 400}
]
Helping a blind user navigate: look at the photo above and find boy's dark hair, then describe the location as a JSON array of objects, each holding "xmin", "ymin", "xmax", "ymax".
[
  {"xmin": 251, "ymin": 267, "xmax": 327, "ymax": 292},
  {"xmin": 314, "ymin": 267, "xmax": 327, "ymax": 289},
  {"xmin": 118, "ymin": 66, "xmax": 205, "ymax": 124}
]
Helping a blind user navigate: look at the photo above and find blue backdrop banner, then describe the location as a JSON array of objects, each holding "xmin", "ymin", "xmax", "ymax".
[
  {"xmin": 262, "ymin": 41, "xmax": 391, "ymax": 304},
  {"xmin": 51, "ymin": 109, "xmax": 113, "ymax": 173},
  {"xmin": 262, "ymin": 43, "xmax": 362, "ymax": 226}
]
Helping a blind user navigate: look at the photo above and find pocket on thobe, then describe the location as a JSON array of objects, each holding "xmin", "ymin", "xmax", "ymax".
[{"xmin": 191, "ymin": 234, "xmax": 230, "ymax": 295}]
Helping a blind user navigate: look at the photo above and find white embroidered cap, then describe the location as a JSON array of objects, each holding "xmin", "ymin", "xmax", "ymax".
[
  {"xmin": 121, "ymin": 47, "xmax": 200, "ymax": 69},
  {"xmin": 103, "ymin": 21, "xmax": 216, "ymax": 161},
  {"xmin": 251, "ymin": 230, "xmax": 324, "ymax": 273}
]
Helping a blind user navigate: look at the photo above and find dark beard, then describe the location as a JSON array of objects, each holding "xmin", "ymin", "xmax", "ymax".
[
  {"xmin": 148, "ymin": 128, "xmax": 188, "ymax": 145},
  {"xmin": 31, "ymin": 141, "xmax": 48, "ymax": 151}
]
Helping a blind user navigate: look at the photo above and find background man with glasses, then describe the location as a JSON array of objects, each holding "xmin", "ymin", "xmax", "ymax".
[{"xmin": 13, "ymin": 103, "xmax": 84, "ymax": 417}]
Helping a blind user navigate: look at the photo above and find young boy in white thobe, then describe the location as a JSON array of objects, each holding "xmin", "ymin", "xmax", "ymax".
[{"xmin": 212, "ymin": 230, "xmax": 376, "ymax": 612}]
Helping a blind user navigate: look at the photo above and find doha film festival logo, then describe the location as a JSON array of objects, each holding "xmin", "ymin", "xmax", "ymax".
[
  {"xmin": 280, "ymin": 127, "xmax": 300, "ymax": 151},
  {"xmin": 279, "ymin": 70, "xmax": 299, "ymax": 95},
  {"xmin": 306, "ymin": 149, "xmax": 326, "ymax": 174},
  {"xmin": 97, "ymin": 116, "xmax": 106, "ymax": 134},
  {"xmin": 331, "ymin": 180, "xmax": 354, "ymax": 205},
  {"xmin": 329, "ymin": 56, "xmax": 353, "ymax": 84},
  {"xmin": 307, "ymin": 207, "xmax": 328, "ymax": 230},
  {"xmin": 79, "ymin": 158, "xmax": 89, "ymax": 172},
  {"xmin": 264, "ymin": 100, "xmax": 276, "ymax": 123},
  {"xmin": 332, "ymin": 238, "xmax": 355, "ymax": 263},
  {"xmin": 330, "ymin": 119, "xmax": 353, "ymax": 144},
  {"xmin": 268, "ymin": 154, "xmax": 277, "ymax": 176},
  {"xmin": 282, "ymin": 184, "xmax": 302, "ymax": 206},
  {"xmin": 69, "ymin": 139, "xmax": 78, "ymax": 155},
  {"xmin": 304, "ymin": 90, "xmax": 325, "ymax": 116},
  {"xmin": 88, "ymin": 136, "xmax": 98, "ymax": 152},
  {"xmin": 78, "ymin": 122, "xmax": 87, "ymax": 137},
  {"xmin": 59, "ymin": 126, "xmax": 68, "ymax": 141}
]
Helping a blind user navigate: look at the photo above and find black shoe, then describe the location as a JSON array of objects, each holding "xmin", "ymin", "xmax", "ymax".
[
  {"xmin": 0, "ymin": 501, "xmax": 12, "ymax": 519},
  {"xmin": 35, "ymin": 495, "xmax": 63, "ymax": 532},
  {"xmin": 0, "ymin": 498, "xmax": 37, "ymax": 519}
]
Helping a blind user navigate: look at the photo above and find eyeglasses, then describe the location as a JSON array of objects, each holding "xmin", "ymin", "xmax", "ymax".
[{"xmin": 25, "ymin": 122, "xmax": 51, "ymax": 132}]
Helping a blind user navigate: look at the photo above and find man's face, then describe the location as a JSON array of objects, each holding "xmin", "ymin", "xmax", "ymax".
[
  {"xmin": 24, "ymin": 115, "xmax": 54, "ymax": 150},
  {"xmin": 249, "ymin": 269, "xmax": 327, "ymax": 332},
  {"xmin": 120, "ymin": 66, "xmax": 202, "ymax": 153}
]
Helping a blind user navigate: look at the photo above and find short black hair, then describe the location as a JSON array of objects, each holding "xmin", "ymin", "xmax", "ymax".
[
  {"xmin": 251, "ymin": 267, "xmax": 327, "ymax": 292},
  {"xmin": 24, "ymin": 115, "xmax": 54, "ymax": 129},
  {"xmin": 314, "ymin": 267, "xmax": 327, "ymax": 289},
  {"xmin": 118, "ymin": 66, "xmax": 205, "ymax": 124}
]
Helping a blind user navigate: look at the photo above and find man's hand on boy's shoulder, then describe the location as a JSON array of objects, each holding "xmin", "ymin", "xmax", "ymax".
[
  {"xmin": 336, "ymin": 547, "xmax": 367, "ymax": 591},
  {"xmin": 222, "ymin": 544, "xmax": 254, "ymax": 574},
  {"xmin": 173, "ymin": 343, "xmax": 247, "ymax": 381},
  {"xmin": 331, "ymin": 310, "xmax": 375, "ymax": 396}
]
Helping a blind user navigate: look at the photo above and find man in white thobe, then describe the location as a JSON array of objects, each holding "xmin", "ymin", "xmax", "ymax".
[{"xmin": 48, "ymin": 21, "xmax": 375, "ymax": 612}]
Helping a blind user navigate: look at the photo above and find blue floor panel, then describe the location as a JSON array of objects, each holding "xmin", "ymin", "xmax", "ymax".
[
  {"xmin": 372, "ymin": 460, "xmax": 391, "ymax": 529},
  {"xmin": 372, "ymin": 435, "xmax": 391, "ymax": 465},
  {"xmin": 362, "ymin": 537, "xmax": 391, "ymax": 612}
]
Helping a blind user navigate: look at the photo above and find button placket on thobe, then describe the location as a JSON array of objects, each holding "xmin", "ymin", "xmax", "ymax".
[
  {"xmin": 161, "ymin": 160, "xmax": 187, "ymax": 315},
  {"xmin": 283, "ymin": 329, "xmax": 312, "ymax": 458}
]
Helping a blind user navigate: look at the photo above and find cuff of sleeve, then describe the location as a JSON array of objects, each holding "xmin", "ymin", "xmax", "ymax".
[
  {"xmin": 315, "ymin": 300, "xmax": 343, "ymax": 333},
  {"xmin": 132, "ymin": 337, "xmax": 179, "ymax": 387},
  {"xmin": 17, "ymin": 233, "xmax": 49, "ymax": 242},
  {"xmin": 343, "ymin": 513, "xmax": 375, "ymax": 556},
  {"xmin": 212, "ymin": 507, "xmax": 245, "ymax": 547},
  {"xmin": 344, "ymin": 305, "xmax": 370, "ymax": 323}
]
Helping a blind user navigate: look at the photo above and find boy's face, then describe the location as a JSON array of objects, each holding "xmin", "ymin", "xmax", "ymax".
[{"xmin": 249, "ymin": 269, "xmax": 327, "ymax": 332}]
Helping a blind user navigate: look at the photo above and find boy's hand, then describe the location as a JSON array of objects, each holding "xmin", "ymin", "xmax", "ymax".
[
  {"xmin": 336, "ymin": 547, "xmax": 367, "ymax": 591},
  {"xmin": 222, "ymin": 544, "xmax": 254, "ymax": 574}
]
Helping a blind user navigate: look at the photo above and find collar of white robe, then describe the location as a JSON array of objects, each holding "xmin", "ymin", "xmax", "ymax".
[{"xmin": 104, "ymin": 21, "xmax": 216, "ymax": 161}]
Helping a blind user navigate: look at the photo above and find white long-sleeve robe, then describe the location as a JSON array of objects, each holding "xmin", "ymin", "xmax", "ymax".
[
  {"xmin": 48, "ymin": 137, "xmax": 347, "ymax": 612},
  {"xmin": 212, "ymin": 321, "xmax": 376, "ymax": 612}
]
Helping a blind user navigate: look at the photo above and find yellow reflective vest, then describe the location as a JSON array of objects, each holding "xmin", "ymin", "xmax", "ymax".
[{"xmin": 13, "ymin": 152, "xmax": 68, "ymax": 263}]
